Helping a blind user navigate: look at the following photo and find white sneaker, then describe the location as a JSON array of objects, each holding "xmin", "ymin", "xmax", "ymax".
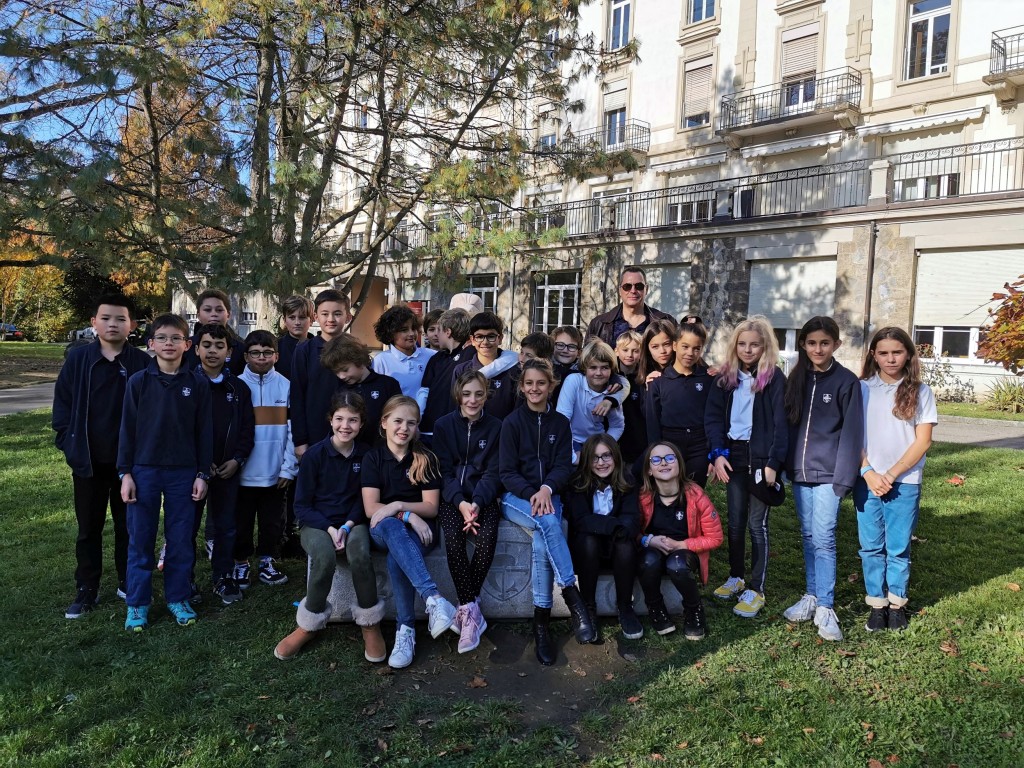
[
  {"xmin": 783, "ymin": 594, "xmax": 818, "ymax": 623},
  {"xmin": 814, "ymin": 606, "xmax": 844, "ymax": 642},
  {"xmin": 425, "ymin": 594, "xmax": 457, "ymax": 638},
  {"xmin": 389, "ymin": 625, "xmax": 416, "ymax": 669}
]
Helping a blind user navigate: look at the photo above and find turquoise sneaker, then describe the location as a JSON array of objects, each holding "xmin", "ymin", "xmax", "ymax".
[
  {"xmin": 166, "ymin": 600, "xmax": 197, "ymax": 626},
  {"xmin": 125, "ymin": 605, "xmax": 149, "ymax": 632}
]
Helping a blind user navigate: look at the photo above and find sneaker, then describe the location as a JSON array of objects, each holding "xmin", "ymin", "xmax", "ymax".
[
  {"xmin": 125, "ymin": 605, "xmax": 149, "ymax": 632},
  {"xmin": 618, "ymin": 605, "xmax": 644, "ymax": 640},
  {"xmin": 865, "ymin": 607, "xmax": 888, "ymax": 632},
  {"xmin": 189, "ymin": 581, "xmax": 203, "ymax": 605},
  {"xmin": 157, "ymin": 543, "xmax": 166, "ymax": 571},
  {"xmin": 205, "ymin": 538, "xmax": 214, "ymax": 560},
  {"xmin": 683, "ymin": 603, "xmax": 707, "ymax": 641},
  {"xmin": 714, "ymin": 576, "xmax": 746, "ymax": 600},
  {"xmin": 233, "ymin": 561, "xmax": 251, "ymax": 590},
  {"xmin": 258, "ymin": 557, "xmax": 289, "ymax": 586},
  {"xmin": 451, "ymin": 603, "xmax": 467, "ymax": 635},
  {"xmin": 887, "ymin": 605, "xmax": 909, "ymax": 632},
  {"xmin": 783, "ymin": 593, "xmax": 818, "ymax": 623},
  {"xmin": 166, "ymin": 600, "xmax": 197, "ymax": 626},
  {"xmin": 389, "ymin": 625, "xmax": 416, "ymax": 669},
  {"xmin": 647, "ymin": 601, "xmax": 676, "ymax": 635},
  {"xmin": 425, "ymin": 594, "xmax": 457, "ymax": 638},
  {"xmin": 116, "ymin": 581, "xmax": 127, "ymax": 601},
  {"xmin": 458, "ymin": 601, "xmax": 488, "ymax": 654},
  {"xmin": 214, "ymin": 576, "xmax": 242, "ymax": 605},
  {"xmin": 65, "ymin": 586, "xmax": 99, "ymax": 619},
  {"xmin": 814, "ymin": 606, "xmax": 843, "ymax": 641},
  {"xmin": 733, "ymin": 590, "xmax": 766, "ymax": 618}
]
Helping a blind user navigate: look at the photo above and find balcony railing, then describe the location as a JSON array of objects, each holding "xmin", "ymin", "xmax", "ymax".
[
  {"xmin": 990, "ymin": 26, "xmax": 1024, "ymax": 76},
  {"xmin": 718, "ymin": 67, "xmax": 863, "ymax": 133},
  {"xmin": 560, "ymin": 118, "xmax": 651, "ymax": 155},
  {"xmin": 889, "ymin": 138, "xmax": 1024, "ymax": 202}
]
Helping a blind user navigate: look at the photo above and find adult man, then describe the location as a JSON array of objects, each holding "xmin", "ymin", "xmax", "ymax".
[{"xmin": 586, "ymin": 267, "xmax": 677, "ymax": 346}]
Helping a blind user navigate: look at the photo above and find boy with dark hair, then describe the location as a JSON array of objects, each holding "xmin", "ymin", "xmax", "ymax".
[
  {"xmin": 371, "ymin": 304, "xmax": 435, "ymax": 397},
  {"xmin": 54, "ymin": 294, "xmax": 151, "ymax": 619},
  {"xmin": 423, "ymin": 308, "xmax": 444, "ymax": 351},
  {"xmin": 320, "ymin": 333, "xmax": 402, "ymax": 446},
  {"xmin": 119, "ymin": 313, "xmax": 213, "ymax": 631},
  {"xmin": 416, "ymin": 308, "xmax": 473, "ymax": 442},
  {"xmin": 191, "ymin": 323, "xmax": 256, "ymax": 603},
  {"xmin": 520, "ymin": 332, "xmax": 555, "ymax": 363},
  {"xmin": 290, "ymin": 289, "xmax": 352, "ymax": 460},
  {"xmin": 182, "ymin": 288, "xmax": 246, "ymax": 376},
  {"xmin": 235, "ymin": 330, "xmax": 299, "ymax": 588},
  {"xmin": 450, "ymin": 312, "xmax": 519, "ymax": 419},
  {"xmin": 277, "ymin": 294, "xmax": 315, "ymax": 382}
]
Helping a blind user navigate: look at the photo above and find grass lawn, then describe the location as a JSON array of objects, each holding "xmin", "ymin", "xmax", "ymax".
[
  {"xmin": 0, "ymin": 342, "xmax": 67, "ymax": 361},
  {"xmin": 2, "ymin": 409, "xmax": 1022, "ymax": 767},
  {"xmin": 938, "ymin": 401, "xmax": 1024, "ymax": 423}
]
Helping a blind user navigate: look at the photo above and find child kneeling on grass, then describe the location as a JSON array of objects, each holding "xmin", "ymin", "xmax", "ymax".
[{"xmin": 275, "ymin": 392, "xmax": 386, "ymax": 661}]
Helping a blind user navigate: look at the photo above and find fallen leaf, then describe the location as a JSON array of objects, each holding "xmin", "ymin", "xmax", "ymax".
[
  {"xmin": 377, "ymin": 738, "xmax": 388, "ymax": 753},
  {"xmin": 416, "ymin": 718, "xmax": 433, "ymax": 727},
  {"xmin": 924, "ymin": 691, "xmax": 940, "ymax": 699},
  {"xmin": 838, "ymin": 649, "xmax": 857, "ymax": 657},
  {"xmin": 785, "ymin": 623, "xmax": 795, "ymax": 632},
  {"xmin": 692, "ymin": 661, "xmax": 705, "ymax": 669},
  {"xmin": 376, "ymin": 667, "xmax": 394, "ymax": 676},
  {"xmin": 246, "ymin": 723, "xmax": 256, "ymax": 733},
  {"xmin": 328, "ymin": 662, "xmax": 337, "ymax": 671},
  {"xmin": 627, "ymin": 695, "xmax": 642, "ymax": 704},
  {"xmin": 257, "ymin": 695, "xmax": 270, "ymax": 700},
  {"xmin": 861, "ymin": 721, "xmax": 873, "ymax": 730},
  {"xmin": 803, "ymin": 727, "xmax": 816, "ymax": 734},
  {"xmin": 887, "ymin": 756, "xmax": 901, "ymax": 764},
  {"xmin": 939, "ymin": 640, "xmax": 960, "ymax": 657},
  {"xmin": 726, "ymin": 666, "xmax": 739, "ymax": 673},
  {"xmin": 847, "ymin": 572, "xmax": 861, "ymax": 583},
  {"xmin": 650, "ymin": 754, "xmax": 665, "ymax": 761},
  {"xmin": 742, "ymin": 734, "xmax": 765, "ymax": 746},
  {"xmin": 571, "ymin": 666, "xmax": 587, "ymax": 677},
  {"xmin": 603, "ymin": 673, "xmax": 615, "ymax": 681},
  {"xmin": 1006, "ymin": 582, "xmax": 1021, "ymax": 592},
  {"xmin": 866, "ymin": 731, "xmax": 876, "ymax": 742},
  {"xmin": 999, "ymin": 732, "xmax": 1014, "ymax": 739},
  {"xmin": 946, "ymin": 474, "xmax": 965, "ymax": 486},
  {"xmin": 777, "ymin": 680, "xmax": 791, "ymax": 689},
  {"xmin": 815, "ymin": 637, "xmax": 824, "ymax": 646},
  {"xmin": 969, "ymin": 662, "xmax": 989, "ymax": 673},
  {"xmin": 790, "ymin": 640, "xmax": 801, "ymax": 648},
  {"xmin": 467, "ymin": 675, "xmax": 488, "ymax": 689},
  {"xmin": 622, "ymin": 652, "xmax": 639, "ymax": 663},
  {"xmin": 676, "ymin": 742, "xmax": 689, "ymax": 749},
  {"xmin": 868, "ymin": 760, "xmax": 884, "ymax": 768}
]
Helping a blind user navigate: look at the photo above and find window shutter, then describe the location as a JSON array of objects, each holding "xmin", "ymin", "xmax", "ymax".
[
  {"xmin": 748, "ymin": 258, "xmax": 836, "ymax": 329},
  {"xmin": 781, "ymin": 24, "xmax": 819, "ymax": 78},
  {"xmin": 914, "ymin": 249, "xmax": 1024, "ymax": 326},
  {"xmin": 684, "ymin": 60, "xmax": 713, "ymax": 119},
  {"xmin": 604, "ymin": 87, "xmax": 627, "ymax": 112}
]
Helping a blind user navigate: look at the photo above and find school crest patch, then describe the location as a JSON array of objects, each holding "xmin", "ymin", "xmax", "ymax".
[
  {"xmin": 676, "ymin": 510, "xmax": 685, "ymax": 521},
  {"xmin": 353, "ymin": 463, "xmax": 361, "ymax": 473},
  {"xmin": 182, "ymin": 387, "xmax": 191, "ymax": 397},
  {"xmin": 226, "ymin": 393, "xmax": 234, "ymax": 402},
  {"xmin": 695, "ymin": 383, "xmax": 704, "ymax": 392},
  {"xmin": 822, "ymin": 393, "xmax": 832, "ymax": 404},
  {"xmin": 478, "ymin": 440, "xmax": 487, "ymax": 450},
  {"xmin": 547, "ymin": 434, "xmax": 556, "ymax": 444},
  {"xmin": 371, "ymin": 390, "xmax": 380, "ymax": 400},
  {"xmin": 493, "ymin": 380, "xmax": 502, "ymax": 388}
]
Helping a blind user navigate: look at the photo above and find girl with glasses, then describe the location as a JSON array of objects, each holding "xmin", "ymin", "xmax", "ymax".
[{"xmin": 565, "ymin": 435, "xmax": 642, "ymax": 639}]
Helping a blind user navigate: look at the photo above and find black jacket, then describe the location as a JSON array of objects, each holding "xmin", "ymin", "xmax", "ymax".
[
  {"xmin": 786, "ymin": 361, "xmax": 864, "ymax": 497},
  {"xmin": 289, "ymin": 335, "xmax": 333, "ymax": 447},
  {"xmin": 452, "ymin": 352, "xmax": 518, "ymax": 420},
  {"xmin": 52, "ymin": 341, "xmax": 151, "ymax": 477},
  {"xmin": 276, "ymin": 332, "xmax": 313, "ymax": 382},
  {"xmin": 585, "ymin": 303, "xmax": 677, "ymax": 347},
  {"xmin": 646, "ymin": 365, "xmax": 713, "ymax": 445},
  {"xmin": 432, "ymin": 410, "xmax": 503, "ymax": 508},
  {"xmin": 498, "ymin": 403, "xmax": 573, "ymax": 499},
  {"xmin": 198, "ymin": 366, "xmax": 255, "ymax": 468},
  {"xmin": 564, "ymin": 487, "xmax": 641, "ymax": 539},
  {"xmin": 419, "ymin": 342, "xmax": 473, "ymax": 433},
  {"xmin": 182, "ymin": 332, "xmax": 246, "ymax": 377},
  {"xmin": 705, "ymin": 367, "xmax": 788, "ymax": 472}
]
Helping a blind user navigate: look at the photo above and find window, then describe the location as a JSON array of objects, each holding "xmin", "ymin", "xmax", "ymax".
[
  {"xmin": 689, "ymin": 0, "xmax": 714, "ymax": 24},
  {"xmin": 781, "ymin": 25, "xmax": 818, "ymax": 113},
  {"xmin": 539, "ymin": 133, "xmax": 557, "ymax": 152},
  {"xmin": 682, "ymin": 59, "xmax": 713, "ymax": 128},
  {"xmin": 383, "ymin": 225, "xmax": 409, "ymax": 255},
  {"xmin": 185, "ymin": 312, "xmax": 198, "ymax": 323},
  {"xmin": 608, "ymin": 0, "xmax": 631, "ymax": 51},
  {"xmin": 733, "ymin": 188, "xmax": 756, "ymax": 218},
  {"xmin": 533, "ymin": 271, "xmax": 582, "ymax": 332},
  {"xmin": 241, "ymin": 311, "xmax": 258, "ymax": 324},
  {"xmin": 666, "ymin": 198, "xmax": 713, "ymax": 225},
  {"xmin": 896, "ymin": 172, "xmax": 960, "ymax": 201},
  {"xmin": 527, "ymin": 205, "xmax": 566, "ymax": 235},
  {"xmin": 346, "ymin": 233, "xmax": 364, "ymax": 252},
  {"xmin": 467, "ymin": 274, "xmax": 499, "ymax": 313},
  {"xmin": 593, "ymin": 188, "xmax": 633, "ymax": 230},
  {"xmin": 351, "ymin": 102, "xmax": 369, "ymax": 129},
  {"xmin": 605, "ymin": 107, "xmax": 627, "ymax": 147},
  {"xmin": 914, "ymin": 325, "xmax": 973, "ymax": 359},
  {"xmin": 906, "ymin": 0, "xmax": 950, "ymax": 79},
  {"xmin": 542, "ymin": 27, "xmax": 559, "ymax": 71}
]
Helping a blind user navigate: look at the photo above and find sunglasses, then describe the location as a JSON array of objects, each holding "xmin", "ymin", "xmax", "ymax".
[
  {"xmin": 649, "ymin": 454, "xmax": 677, "ymax": 466},
  {"xmin": 620, "ymin": 283, "xmax": 646, "ymax": 292}
]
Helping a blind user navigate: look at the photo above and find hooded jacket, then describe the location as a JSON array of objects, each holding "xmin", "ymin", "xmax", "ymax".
[
  {"xmin": 638, "ymin": 486, "xmax": 723, "ymax": 584},
  {"xmin": 239, "ymin": 366, "xmax": 299, "ymax": 487}
]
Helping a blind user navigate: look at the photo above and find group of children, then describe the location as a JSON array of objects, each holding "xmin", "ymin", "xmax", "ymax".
[{"xmin": 55, "ymin": 269, "xmax": 936, "ymax": 671}]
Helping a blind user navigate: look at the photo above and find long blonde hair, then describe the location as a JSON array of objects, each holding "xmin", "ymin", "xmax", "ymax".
[
  {"xmin": 715, "ymin": 315, "xmax": 780, "ymax": 393},
  {"xmin": 380, "ymin": 396, "xmax": 440, "ymax": 485}
]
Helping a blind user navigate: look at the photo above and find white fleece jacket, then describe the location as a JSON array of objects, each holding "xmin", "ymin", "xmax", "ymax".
[{"xmin": 239, "ymin": 367, "xmax": 299, "ymax": 487}]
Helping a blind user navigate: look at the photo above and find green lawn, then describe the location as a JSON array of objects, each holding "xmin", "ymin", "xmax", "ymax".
[
  {"xmin": 938, "ymin": 401, "xmax": 1024, "ymax": 422},
  {"xmin": 2, "ymin": 410, "xmax": 1022, "ymax": 767},
  {"xmin": 0, "ymin": 342, "xmax": 67, "ymax": 361}
]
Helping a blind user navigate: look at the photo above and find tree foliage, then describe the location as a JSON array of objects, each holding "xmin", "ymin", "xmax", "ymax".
[{"xmin": 977, "ymin": 274, "xmax": 1024, "ymax": 375}]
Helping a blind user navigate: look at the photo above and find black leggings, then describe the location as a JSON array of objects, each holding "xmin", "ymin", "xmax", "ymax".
[
  {"xmin": 438, "ymin": 500, "xmax": 500, "ymax": 605},
  {"xmin": 638, "ymin": 547, "xmax": 702, "ymax": 609},
  {"xmin": 569, "ymin": 533, "xmax": 638, "ymax": 608}
]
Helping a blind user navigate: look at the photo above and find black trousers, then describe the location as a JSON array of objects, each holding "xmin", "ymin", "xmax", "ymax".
[
  {"xmin": 72, "ymin": 462, "xmax": 128, "ymax": 589},
  {"xmin": 569, "ymin": 532, "xmax": 638, "ymax": 609},
  {"xmin": 234, "ymin": 485, "xmax": 285, "ymax": 561},
  {"xmin": 638, "ymin": 547, "xmax": 702, "ymax": 609},
  {"xmin": 192, "ymin": 474, "xmax": 240, "ymax": 580},
  {"xmin": 438, "ymin": 500, "xmax": 501, "ymax": 605}
]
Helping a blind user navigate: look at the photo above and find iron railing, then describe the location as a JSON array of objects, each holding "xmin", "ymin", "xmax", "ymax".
[
  {"xmin": 560, "ymin": 118, "xmax": 651, "ymax": 155},
  {"xmin": 990, "ymin": 26, "xmax": 1024, "ymax": 75},
  {"xmin": 718, "ymin": 67, "xmax": 862, "ymax": 133},
  {"xmin": 889, "ymin": 138, "xmax": 1024, "ymax": 202}
]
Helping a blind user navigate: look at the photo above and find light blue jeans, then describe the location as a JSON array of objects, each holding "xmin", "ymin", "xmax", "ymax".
[
  {"xmin": 501, "ymin": 492, "xmax": 574, "ymax": 609},
  {"xmin": 792, "ymin": 482, "xmax": 842, "ymax": 608},
  {"xmin": 854, "ymin": 479, "xmax": 921, "ymax": 608},
  {"xmin": 370, "ymin": 517, "xmax": 440, "ymax": 629}
]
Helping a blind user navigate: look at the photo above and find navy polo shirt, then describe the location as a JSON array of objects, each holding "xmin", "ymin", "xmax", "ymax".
[
  {"xmin": 293, "ymin": 437, "xmax": 369, "ymax": 530},
  {"xmin": 360, "ymin": 444, "xmax": 442, "ymax": 505},
  {"xmin": 87, "ymin": 354, "xmax": 129, "ymax": 464}
]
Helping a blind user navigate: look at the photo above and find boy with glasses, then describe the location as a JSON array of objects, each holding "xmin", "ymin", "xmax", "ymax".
[
  {"xmin": 585, "ymin": 267, "xmax": 676, "ymax": 347},
  {"xmin": 451, "ymin": 312, "xmax": 519, "ymax": 419}
]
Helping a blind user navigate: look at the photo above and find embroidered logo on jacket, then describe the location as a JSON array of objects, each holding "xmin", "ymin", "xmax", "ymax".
[
  {"xmin": 695, "ymin": 383, "xmax": 704, "ymax": 392},
  {"xmin": 493, "ymin": 380, "xmax": 502, "ymax": 389},
  {"xmin": 478, "ymin": 439, "xmax": 487, "ymax": 450},
  {"xmin": 676, "ymin": 510, "xmax": 685, "ymax": 521},
  {"xmin": 371, "ymin": 391, "xmax": 380, "ymax": 399},
  {"xmin": 822, "ymin": 393, "xmax": 833, "ymax": 403},
  {"xmin": 547, "ymin": 434, "xmax": 556, "ymax": 444},
  {"xmin": 182, "ymin": 387, "xmax": 192, "ymax": 397},
  {"xmin": 226, "ymin": 393, "xmax": 234, "ymax": 402}
]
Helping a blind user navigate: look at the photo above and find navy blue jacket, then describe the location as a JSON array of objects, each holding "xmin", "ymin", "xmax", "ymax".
[
  {"xmin": 294, "ymin": 437, "xmax": 369, "ymax": 530},
  {"xmin": 564, "ymin": 487, "xmax": 641, "ymax": 539},
  {"xmin": 340, "ymin": 370, "xmax": 403, "ymax": 447},
  {"xmin": 117, "ymin": 361, "xmax": 213, "ymax": 474},
  {"xmin": 451, "ymin": 351, "xmax": 518, "ymax": 420},
  {"xmin": 419, "ymin": 342, "xmax": 474, "ymax": 434},
  {"xmin": 646, "ymin": 365, "xmax": 713, "ymax": 446},
  {"xmin": 52, "ymin": 341, "xmax": 151, "ymax": 477},
  {"xmin": 617, "ymin": 370, "xmax": 647, "ymax": 463},
  {"xmin": 498, "ymin": 403, "xmax": 573, "ymax": 499},
  {"xmin": 786, "ymin": 361, "xmax": 864, "ymax": 497},
  {"xmin": 432, "ymin": 410, "xmax": 502, "ymax": 509},
  {"xmin": 197, "ymin": 366, "xmax": 256, "ymax": 467},
  {"xmin": 289, "ymin": 335, "xmax": 333, "ymax": 447},
  {"xmin": 182, "ymin": 332, "xmax": 246, "ymax": 376},
  {"xmin": 705, "ymin": 367, "xmax": 788, "ymax": 472}
]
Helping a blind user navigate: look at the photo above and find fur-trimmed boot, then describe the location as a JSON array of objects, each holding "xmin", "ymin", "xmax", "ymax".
[
  {"xmin": 351, "ymin": 600, "xmax": 387, "ymax": 663},
  {"xmin": 274, "ymin": 598, "xmax": 332, "ymax": 660}
]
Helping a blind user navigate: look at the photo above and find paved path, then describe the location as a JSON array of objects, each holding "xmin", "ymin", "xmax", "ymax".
[{"xmin": 0, "ymin": 381, "xmax": 55, "ymax": 416}]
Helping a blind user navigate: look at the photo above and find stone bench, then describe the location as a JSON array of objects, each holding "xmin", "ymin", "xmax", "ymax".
[{"xmin": 321, "ymin": 520, "xmax": 685, "ymax": 623}]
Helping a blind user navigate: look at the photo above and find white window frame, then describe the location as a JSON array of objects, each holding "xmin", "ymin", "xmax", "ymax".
[
  {"xmin": 608, "ymin": 0, "xmax": 632, "ymax": 51},
  {"xmin": 682, "ymin": 58, "xmax": 713, "ymax": 128},
  {"xmin": 689, "ymin": 0, "xmax": 715, "ymax": 24},
  {"xmin": 896, "ymin": 172, "xmax": 960, "ymax": 201},
  {"xmin": 539, "ymin": 133, "xmax": 557, "ymax": 152},
  {"xmin": 542, "ymin": 27, "xmax": 559, "ymax": 71},
  {"xmin": 666, "ymin": 198, "xmax": 713, "ymax": 225},
  {"xmin": 593, "ymin": 187, "xmax": 633, "ymax": 230},
  {"xmin": 467, "ymin": 274, "xmax": 500, "ymax": 313},
  {"xmin": 914, "ymin": 325, "xmax": 984, "ymax": 363},
  {"xmin": 604, "ymin": 107, "xmax": 627, "ymax": 148},
  {"xmin": 905, "ymin": 0, "xmax": 951, "ymax": 80},
  {"xmin": 533, "ymin": 271, "xmax": 582, "ymax": 332}
]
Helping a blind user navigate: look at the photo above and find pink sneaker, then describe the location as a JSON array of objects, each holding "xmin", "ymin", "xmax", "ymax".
[
  {"xmin": 157, "ymin": 543, "xmax": 166, "ymax": 572},
  {"xmin": 450, "ymin": 603, "xmax": 466, "ymax": 635},
  {"xmin": 458, "ymin": 601, "xmax": 487, "ymax": 654}
]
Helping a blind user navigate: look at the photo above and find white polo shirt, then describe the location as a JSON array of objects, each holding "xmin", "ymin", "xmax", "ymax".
[{"xmin": 371, "ymin": 345, "xmax": 436, "ymax": 399}]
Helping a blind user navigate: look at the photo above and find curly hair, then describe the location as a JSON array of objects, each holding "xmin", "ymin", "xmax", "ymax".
[{"xmin": 373, "ymin": 305, "xmax": 420, "ymax": 346}]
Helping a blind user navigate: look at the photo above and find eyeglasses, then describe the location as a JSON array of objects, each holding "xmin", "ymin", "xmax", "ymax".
[
  {"xmin": 620, "ymin": 283, "xmax": 646, "ymax": 292},
  {"xmin": 153, "ymin": 335, "xmax": 186, "ymax": 344},
  {"xmin": 472, "ymin": 333, "xmax": 500, "ymax": 343},
  {"xmin": 554, "ymin": 342, "xmax": 579, "ymax": 352},
  {"xmin": 592, "ymin": 452, "xmax": 614, "ymax": 464},
  {"xmin": 246, "ymin": 350, "xmax": 276, "ymax": 358},
  {"xmin": 649, "ymin": 454, "xmax": 677, "ymax": 466}
]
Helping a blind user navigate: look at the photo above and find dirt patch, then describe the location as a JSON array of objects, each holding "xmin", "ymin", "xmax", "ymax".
[{"xmin": 0, "ymin": 355, "xmax": 63, "ymax": 388}]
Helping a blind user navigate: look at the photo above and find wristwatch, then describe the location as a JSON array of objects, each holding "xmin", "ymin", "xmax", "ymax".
[{"xmin": 196, "ymin": 471, "xmax": 211, "ymax": 481}]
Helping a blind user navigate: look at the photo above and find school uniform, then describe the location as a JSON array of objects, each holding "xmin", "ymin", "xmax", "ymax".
[
  {"xmin": 451, "ymin": 351, "xmax": 518, "ymax": 420},
  {"xmin": 646, "ymin": 365, "xmax": 714, "ymax": 486},
  {"xmin": 371, "ymin": 345, "xmax": 435, "ymax": 398},
  {"xmin": 617, "ymin": 369, "xmax": 648, "ymax": 465},
  {"xmin": 338, "ymin": 370, "xmax": 403, "ymax": 447},
  {"xmin": 289, "ymin": 335, "xmax": 334, "ymax": 449},
  {"xmin": 555, "ymin": 373, "xmax": 625, "ymax": 455},
  {"xmin": 117, "ymin": 362, "xmax": 213, "ymax": 607},
  {"xmin": 52, "ymin": 340, "xmax": 150, "ymax": 593},
  {"xmin": 276, "ymin": 332, "xmax": 313, "ymax": 383},
  {"xmin": 564, "ymin": 487, "xmax": 640, "ymax": 611},
  {"xmin": 416, "ymin": 342, "xmax": 474, "ymax": 440},
  {"xmin": 182, "ymin": 332, "xmax": 246, "ymax": 376}
]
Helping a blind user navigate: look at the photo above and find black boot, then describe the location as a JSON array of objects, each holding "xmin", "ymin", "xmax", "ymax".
[
  {"xmin": 533, "ymin": 606, "xmax": 556, "ymax": 665},
  {"xmin": 683, "ymin": 601, "xmax": 706, "ymax": 641},
  {"xmin": 561, "ymin": 584, "xmax": 597, "ymax": 644},
  {"xmin": 617, "ymin": 602, "xmax": 644, "ymax": 640}
]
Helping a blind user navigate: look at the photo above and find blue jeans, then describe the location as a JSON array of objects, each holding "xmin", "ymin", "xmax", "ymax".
[
  {"xmin": 792, "ymin": 482, "xmax": 842, "ymax": 608},
  {"xmin": 369, "ymin": 517, "xmax": 440, "ymax": 629},
  {"xmin": 126, "ymin": 466, "xmax": 197, "ymax": 606},
  {"xmin": 854, "ymin": 479, "xmax": 921, "ymax": 608},
  {"xmin": 501, "ymin": 492, "xmax": 574, "ymax": 609}
]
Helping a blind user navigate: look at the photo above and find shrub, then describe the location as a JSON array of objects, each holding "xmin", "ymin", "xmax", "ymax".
[
  {"xmin": 987, "ymin": 377, "xmax": 1024, "ymax": 414},
  {"xmin": 917, "ymin": 344, "xmax": 976, "ymax": 403}
]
